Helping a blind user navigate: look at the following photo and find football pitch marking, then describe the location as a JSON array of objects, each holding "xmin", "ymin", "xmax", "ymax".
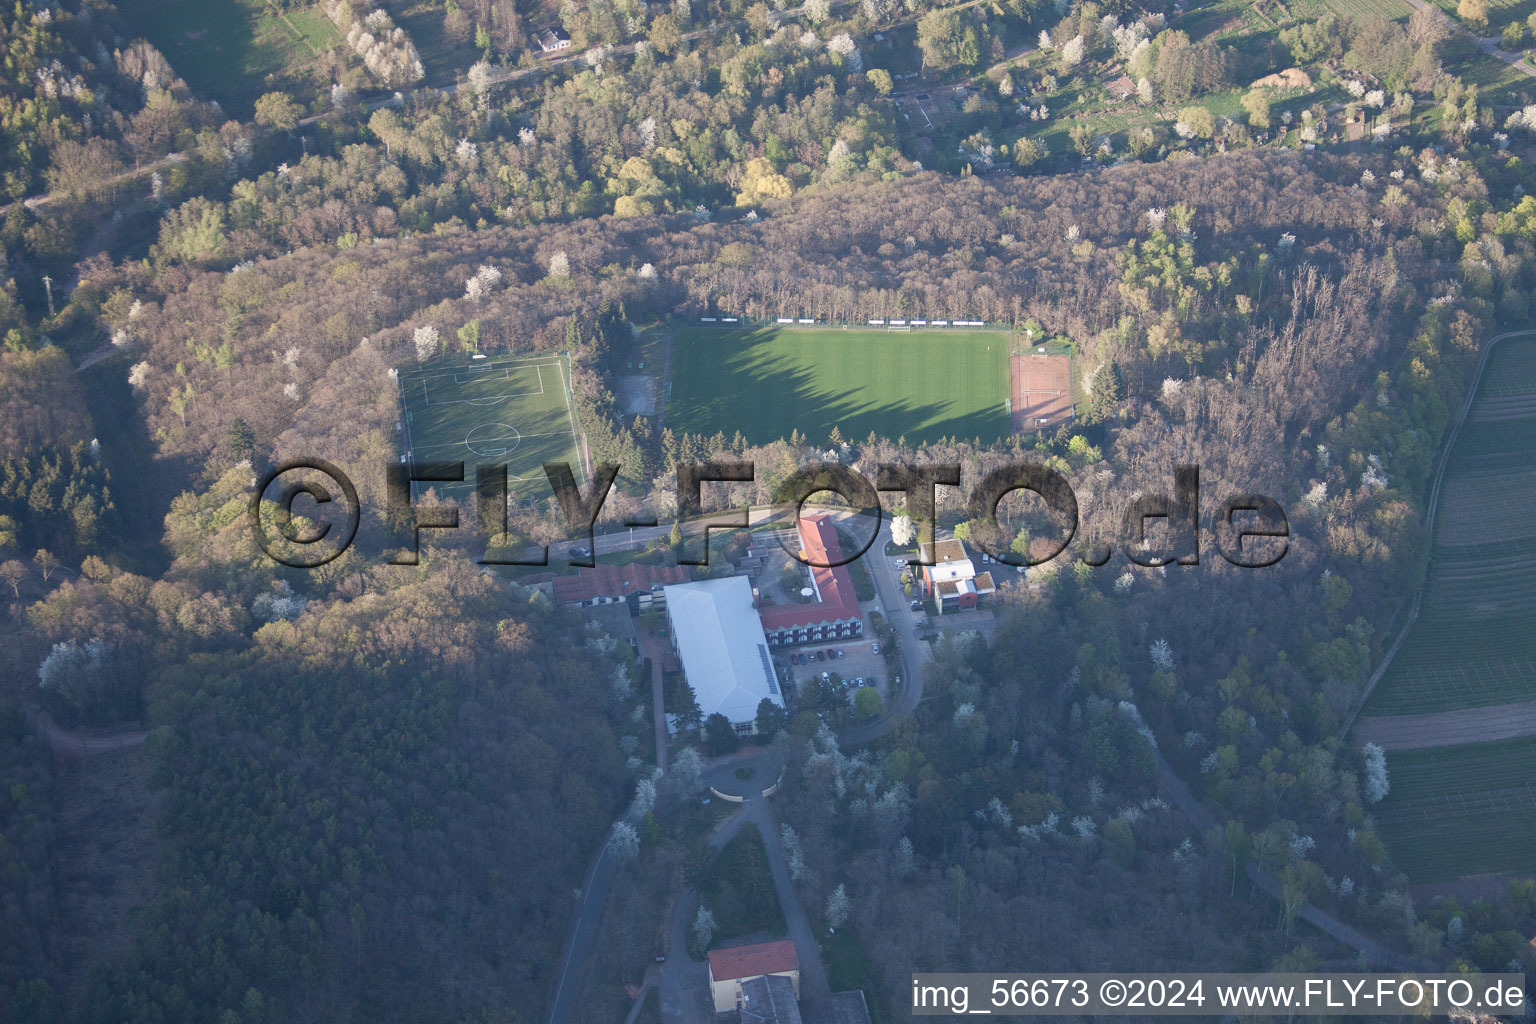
[
  {"xmin": 397, "ymin": 355, "xmax": 583, "ymax": 486},
  {"xmin": 412, "ymin": 364, "xmax": 548, "ymax": 408},
  {"xmin": 466, "ymin": 423, "xmax": 521, "ymax": 457}
]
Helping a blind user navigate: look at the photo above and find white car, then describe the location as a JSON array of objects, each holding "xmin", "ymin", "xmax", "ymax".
[{"xmin": 871, "ymin": 643, "xmax": 880, "ymax": 655}]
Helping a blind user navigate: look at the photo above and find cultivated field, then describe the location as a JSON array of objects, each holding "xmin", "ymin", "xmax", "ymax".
[
  {"xmin": 398, "ymin": 354, "xmax": 584, "ymax": 501},
  {"xmin": 1363, "ymin": 337, "xmax": 1536, "ymax": 717},
  {"xmin": 116, "ymin": 0, "xmax": 342, "ymax": 113},
  {"xmin": 1292, "ymin": 0, "xmax": 1413, "ymax": 20},
  {"xmin": 666, "ymin": 324, "xmax": 1012, "ymax": 446},
  {"xmin": 1374, "ymin": 737, "xmax": 1536, "ymax": 881}
]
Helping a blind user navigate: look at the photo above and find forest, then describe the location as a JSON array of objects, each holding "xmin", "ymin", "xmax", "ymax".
[{"xmin": 2, "ymin": 0, "xmax": 1536, "ymax": 1018}]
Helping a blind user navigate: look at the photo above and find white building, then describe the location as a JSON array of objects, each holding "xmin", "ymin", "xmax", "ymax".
[
  {"xmin": 664, "ymin": 577, "xmax": 785, "ymax": 734},
  {"xmin": 536, "ymin": 26, "xmax": 572, "ymax": 52}
]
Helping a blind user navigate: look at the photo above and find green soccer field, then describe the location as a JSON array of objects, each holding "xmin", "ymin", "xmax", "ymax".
[
  {"xmin": 398, "ymin": 355, "xmax": 583, "ymax": 500},
  {"xmin": 666, "ymin": 325, "xmax": 1012, "ymax": 446}
]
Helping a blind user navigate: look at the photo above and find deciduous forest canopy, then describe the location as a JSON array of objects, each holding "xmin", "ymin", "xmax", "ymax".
[{"xmin": 3, "ymin": 0, "xmax": 1536, "ymax": 1019}]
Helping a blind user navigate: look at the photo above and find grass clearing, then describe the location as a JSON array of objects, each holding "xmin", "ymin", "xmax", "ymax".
[
  {"xmin": 397, "ymin": 353, "xmax": 583, "ymax": 502},
  {"xmin": 667, "ymin": 324, "xmax": 1012, "ymax": 446},
  {"xmin": 1374, "ymin": 737, "xmax": 1536, "ymax": 881},
  {"xmin": 114, "ymin": 0, "xmax": 341, "ymax": 114},
  {"xmin": 284, "ymin": 7, "xmax": 343, "ymax": 51},
  {"xmin": 698, "ymin": 822, "xmax": 785, "ymax": 946},
  {"xmin": 388, "ymin": 0, "xmax": 481, "ymax": 87}
]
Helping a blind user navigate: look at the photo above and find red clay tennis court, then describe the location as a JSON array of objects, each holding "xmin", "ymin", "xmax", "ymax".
[{"xmin": 1010, "ymin": 353, "xmax": 1073, "ymax": 432}]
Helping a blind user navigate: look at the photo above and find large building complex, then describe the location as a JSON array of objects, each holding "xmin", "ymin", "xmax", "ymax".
[
  {"xmin": 758, "ymin": 514, "xmax": 865, "ymax": 647},
  {"xmin": 663, "ymin": 576, "xmax": 784, "ymax": 734}
]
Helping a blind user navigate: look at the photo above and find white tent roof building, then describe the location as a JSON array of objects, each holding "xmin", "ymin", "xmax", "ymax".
[{"xmin": 664, "ymin": 576, "xmax": 784, "ymax": 729}]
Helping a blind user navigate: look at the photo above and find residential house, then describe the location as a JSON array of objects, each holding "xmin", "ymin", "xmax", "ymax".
[
  {"xmin": 708, "ymin": 940, "xmax": 800, "ymax": 1014},
  {"xmin": 917, "ymin": 538, "xmax": 996, "ymax": 614}
]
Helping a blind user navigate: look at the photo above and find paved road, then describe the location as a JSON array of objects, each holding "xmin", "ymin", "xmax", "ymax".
[
  {"xmin": 658, "ymin": 806, "xmax": 752, "ymax": 1024},
  {"xmin": 1398, "ymin": 0, "xmax": 1536, "ymax": 81},
  {"xmin": 744, "ymin": 797, "xmax": 832, "ymax": 1013},
  {"xmin": 544, "ymin": 803, "xmax": 651, "ymax": 1024},
  {"xmin": 655, "ymin": 795, "xmax": 833, "ymax": 1023},
  {"xmin": 548, "ymin": 497, "xmax": 1445, "ymax": 1016},
  {"xmin": 546, "ymin": 509, "xmax": 913, "ymax": 1024},
  {"xmin": 1153, "ymin": 752, "xmax": 1426, "ymax": 971},
  {"xmin": 840, "ymin": 521, "xmax": 928, "ymax": 746}
]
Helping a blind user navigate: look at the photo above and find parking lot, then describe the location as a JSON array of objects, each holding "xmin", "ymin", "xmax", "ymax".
[{"xmin": 782, "ymin": 639, "xmax": 888, "ymax": 702}]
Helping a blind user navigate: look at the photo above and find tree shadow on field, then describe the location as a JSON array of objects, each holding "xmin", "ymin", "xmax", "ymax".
[{"xmin": 676, "ymin": 328, "xmax": 1008, "ymax": 445}]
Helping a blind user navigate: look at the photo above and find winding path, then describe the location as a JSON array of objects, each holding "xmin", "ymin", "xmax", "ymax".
[
  {"xmin": 1153, "ymin": 752, "xmax": 1426, "ymax": 971},
  {"xmin": 1397, "ymin": 0, "xmax": 1536, "ymax": 82},
  {"xmin": 22, "ymin": 705, "xmax": 147, "ymax": 757},
  {"xmin": 542, "ymin": 501, "xmax": 1438, "ymax": 1020}
]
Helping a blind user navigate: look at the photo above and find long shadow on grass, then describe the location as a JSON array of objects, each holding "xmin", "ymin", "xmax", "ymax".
[{"xmin": 674, "ymin": 328, "xmax": 1009, "ymax": 446}]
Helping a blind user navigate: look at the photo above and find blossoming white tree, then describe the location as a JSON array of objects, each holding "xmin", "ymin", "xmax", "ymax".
[
  {"xmin": 1059, "ymin": 34, "xmax": 1084, "ymax": 71},
  {"xmin": 692, "ymin": 904, "xmax": 715, "ymax": 948},
  {"xmin": 825, "ymin": 883, "xmax": 851, "ymax": 927},
  {"xmin": 827, "ymin": 33, "xmax": 862, "ymax": 72},
  {"xmin": 610, "ymin": 820, "xmax": 639, "ymax": 862},
  {"xmin": 1362, "ymin": 743, "xmax": 1390, "ymax": 802},
  {"xmin": 413, "ymin": 325, "xmax": 440, "ymax": 361}
]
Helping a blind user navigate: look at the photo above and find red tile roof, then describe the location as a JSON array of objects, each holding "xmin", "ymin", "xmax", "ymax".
[
  {"xmin": 757, "ymin": 515, "xmax": 862, "ymax": 630},
  {"xmin": 550, "ymin": 563, "xmax": 688, "ymax": 604},
  {"xmin": 758, "ymin": 602, "xmax": 861, "ymax": 629},
  {"xmin": 708, "ymin": 939, "xmax": 799, "ymax": 982}
]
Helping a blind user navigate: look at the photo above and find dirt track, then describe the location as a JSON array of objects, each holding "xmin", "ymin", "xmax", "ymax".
[
  {"xmin": 1353, "ymin": 699, "xmax": 1536, "ymax": 750},
  {"xmin": 1010, "ymin": 352, "xmax": 1072, "ymax": 432},
  {"xmin": 23, "ymin": 705, "xmax": 147, "ymax": 757}
]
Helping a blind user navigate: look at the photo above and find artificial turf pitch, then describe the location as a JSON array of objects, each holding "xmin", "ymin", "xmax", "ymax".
[
  {"xmin": 666, "ymin": 325, "xmax": 1013, "ymax": 445},
  {"xmin": 397, "ymin": 355, "xmax": 583, "ymax": 499}
]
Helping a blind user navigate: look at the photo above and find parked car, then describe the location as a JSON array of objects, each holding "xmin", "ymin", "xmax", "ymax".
[
  {"xmin": 871, "ymin": 643, "xmax": 880, "ymax": 654},
  {"xmin": 910, "ymin": 600, "xmax": 922, "ymax": 611},
  {"xmin": 836, "ymin": 649, "xmax": 845, "ymax": 659},
  {"xmin": 816, "ymin": 650, "xmax": 825, "ymax": 662}
]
